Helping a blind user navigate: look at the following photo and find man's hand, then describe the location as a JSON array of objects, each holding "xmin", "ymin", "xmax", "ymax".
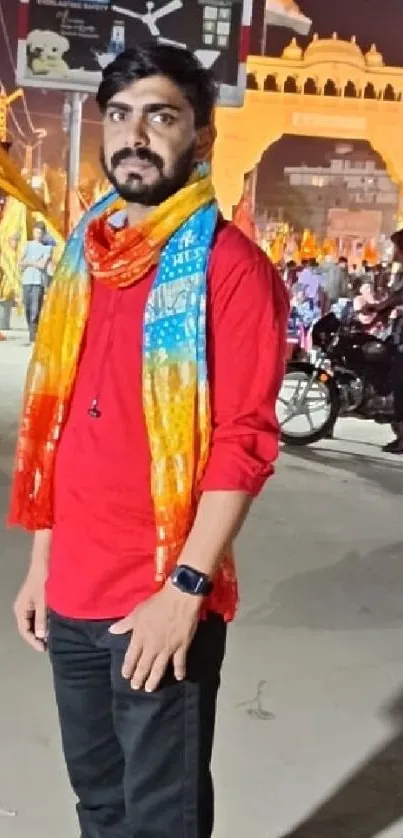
[
  {"xmin": 109, "ymin": 582, "xmax": 202, "ymax": 693},
  {"xmin": 13, "ymin": 564, "xmax": 48, "ymax": 652}
]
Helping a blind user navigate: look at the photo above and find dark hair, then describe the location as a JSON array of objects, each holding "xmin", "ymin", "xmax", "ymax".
[
  {"xmin": 350, "ymin": 276, "xmax": 362, "ymax": 297},
  {"xmin": 96, "ymin": 42, "xmax": 218, "ymax": 128}
]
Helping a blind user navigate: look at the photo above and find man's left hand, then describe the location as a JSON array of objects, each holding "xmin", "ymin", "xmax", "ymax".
[{"xmin": 109, "ymin": 582, "xmax": 202, "ymax": 692}]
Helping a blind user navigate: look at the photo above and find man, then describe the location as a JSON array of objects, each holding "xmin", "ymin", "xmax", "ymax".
[
  {"xmin": 42, "ymin": 230, "xmax": 57, "ymax": 286},
  {"xmin": 284, "ymin": 259, "xmax": 298, "ymax": 292},
  {"xmin": 365, "ymin": 229, "xmax": 403, "ymax": 453},
  {"xmin": 324, "ymin": 255, "xmax": 350, "ymax": 307},
  {"xmin": 20, "ymin": 220, "xmax": 52, "ymax": 342},
  {"xmin": 11, "ymin": 44, "xmax": 288, "ymax": 837},
  {"xmin": 298, "ymin": 257, "xmax": 321, "ymax": 302}
]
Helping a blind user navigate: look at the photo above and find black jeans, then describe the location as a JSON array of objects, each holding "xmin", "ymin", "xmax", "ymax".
[
  {"xmin": 48, "ymin": 611, "xmax": 227, "ymax": 838},
  {"xmin": 392, "ymin": 346, "xmax": 403, "ymax": 422},
  {"xmin": 22, "ymin": 283, "xmax": 44, "ymax": 342}
]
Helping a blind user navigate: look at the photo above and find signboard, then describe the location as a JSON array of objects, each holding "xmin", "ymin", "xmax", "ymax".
[
  {"xmin": 16, "ymin": 0, "xmax": 252, "ymax": 106},
  {"xmin": 327, "ymin": 208, "xmax": 382, "ymax": 239},
  {"xmin": 291, "ymin": 113, "xmax": 367, "ymax": 134}
]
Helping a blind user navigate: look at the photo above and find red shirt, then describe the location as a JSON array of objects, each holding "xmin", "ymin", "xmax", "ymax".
[{"xmin": 46, "ymin": 221, "xmax": 288, "ymax": 621}]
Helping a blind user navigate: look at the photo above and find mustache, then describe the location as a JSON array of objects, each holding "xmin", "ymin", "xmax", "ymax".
[{"xmin": 110, "ymin": 146, "xmax": 163, "ymax": 173}]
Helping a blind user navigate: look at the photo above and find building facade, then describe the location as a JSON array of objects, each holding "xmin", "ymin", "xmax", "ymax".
[{"xmin": 284, "ymin": 156, "xmax": 398, "ymax": 237}]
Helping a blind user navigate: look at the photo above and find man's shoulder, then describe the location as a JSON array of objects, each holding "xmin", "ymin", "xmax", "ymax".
[
  {"xmin": 207, "ymin": 220, "xmax": 283, "ymax": 310},
  {"xmin": 210, "ymin": 219, "xmax": 275, "ymax": 276}
]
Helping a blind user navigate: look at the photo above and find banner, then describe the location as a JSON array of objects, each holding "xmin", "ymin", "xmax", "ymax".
[
  {"xmin": 17, "ymin": 0, "xmax": 252, "ymax": 106},
  {"xmin": 327, "ymin": 209, "xmax": 383, "ymax": 240}
]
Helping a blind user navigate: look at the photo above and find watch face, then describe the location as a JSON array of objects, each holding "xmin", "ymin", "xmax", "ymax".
[
  {"xmin": 173, "ymin": 566, "xmax": 211, "ymax": 595},
  {"xmin": 176, "ymin": 566, "xmax": 195, "ymax": 592}
]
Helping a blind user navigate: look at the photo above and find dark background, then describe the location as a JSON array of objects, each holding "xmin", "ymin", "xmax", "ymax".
[
  {"xmin": 251, "ymin": 0, "xmax": 403, "ymax": 64},
  {"xmin": 1, "ymin": 0, "xmax": 402, "ymax": 171}
]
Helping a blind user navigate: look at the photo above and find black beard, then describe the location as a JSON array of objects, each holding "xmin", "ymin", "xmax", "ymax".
[{"xmin": 100, "ymin": 143, "xmax": 196, "ymax": 206}]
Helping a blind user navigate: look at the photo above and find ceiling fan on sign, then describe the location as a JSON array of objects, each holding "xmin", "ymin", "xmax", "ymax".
[{"xmin": 111, "ymin": 1, "xmax": 221, "ymax": 69}]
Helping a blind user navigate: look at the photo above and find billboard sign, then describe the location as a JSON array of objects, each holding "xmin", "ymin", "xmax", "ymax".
[
  {"xmin": 16, "ymin": 0, "xmax": 252, "ymax": 106},
  {"xmin": 327, "ymin": 208, "xmax": 383, "ymax": 240}
]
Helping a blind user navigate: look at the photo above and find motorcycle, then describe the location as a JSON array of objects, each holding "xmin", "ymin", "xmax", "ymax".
[{"xmin": 278, "ymin": 312, "xmax": 397, "ymax": 446}]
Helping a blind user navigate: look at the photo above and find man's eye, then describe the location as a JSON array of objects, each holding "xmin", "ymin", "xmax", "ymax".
[
  {"xmin": 149, "ymin": 112, "xmax": 175, "ymax": 126},
  {"xmin": 109, "ymin": 110, "xmax": 126, "ymax": 123}
]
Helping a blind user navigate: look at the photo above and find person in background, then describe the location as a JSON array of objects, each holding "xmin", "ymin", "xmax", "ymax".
[
  {"xmin": 338, "ymin": 275, "xmax": 362, "ymax": 325},
  {"xmin": 11, "ymin": 44, "xmax": 288, "ymax": 838},
  {"xmin": 324, "ymin": 256, "xmax": 350, "ymax": 307},
  {"xmin": 284, "ymin": 259, "xmax": 298, "ymax": 292},
  {"xmin": 352, "ymin": 277, "xmax": 389, "ymax": 336},
  {"xmin": 363, "ymin": 229, "xmax": 403, "ymax": 453},
  {"xmin": 289, "ymin": 283, "xmax": 320, "ymax": 351},
  {"xmin": 20, "ymin": 220, "xmax": 52, "ymax": 341},
  {"xmin": 298, "ymin": 257, "xmax": 321, "ymax": 302},
  {"xmin": 41, "ymin": 230, "xmax": 56, "ymax": 287}
]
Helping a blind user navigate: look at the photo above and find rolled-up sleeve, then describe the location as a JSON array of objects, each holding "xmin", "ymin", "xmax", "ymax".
[{"xmin": 200, "ymin": 233, "xmax": 289, "ymax": 497}]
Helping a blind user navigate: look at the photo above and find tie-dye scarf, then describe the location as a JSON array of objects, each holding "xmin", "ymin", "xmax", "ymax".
[{"xmin": 9, "ymin": 170, "xmax": 237, "ymax": 612}]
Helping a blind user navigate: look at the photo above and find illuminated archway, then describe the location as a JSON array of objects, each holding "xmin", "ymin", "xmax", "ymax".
[{"xmin": 213, "ymin": 35, "xmax": 403, "ymax": 220}]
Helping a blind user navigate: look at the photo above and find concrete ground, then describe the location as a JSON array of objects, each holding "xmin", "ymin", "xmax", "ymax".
[{"xmin": 1, "ymin": 329, "xmax": 403, "ymax": 838}]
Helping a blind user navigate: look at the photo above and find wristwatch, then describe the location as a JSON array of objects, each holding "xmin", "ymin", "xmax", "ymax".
[{"xmin": 169, "ymin": 565, "xmax": 213, "ymax": 597}]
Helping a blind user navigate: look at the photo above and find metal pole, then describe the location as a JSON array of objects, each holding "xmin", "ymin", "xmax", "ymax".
[
  {"xmin": 64, "ymin": 92, "xmax": 84, "ymax": 235},
  {"xmin": 36, "ymin": 140, "xmax": 42, "ymax": 174},
  {"xmin": 68, "ymin": 92, "xmax": 83, "ymax": 191},
  {"xmin": 260, "ymin": 11, "xmax": 267, "ymax": 55},
  {"xmin": 250, "ymin": 14, "xmax": 267, "ymax": 218},
  {"xmin": 24, "ymin": 144, "xmax": 33, "ymax": 176}
]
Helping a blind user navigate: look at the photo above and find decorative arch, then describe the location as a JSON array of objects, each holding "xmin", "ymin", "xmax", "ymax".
[
  {"xmin": 364, "ymin": 82, "xmax": 376, "ymax": 99},
  {"xmin": 304, "ymin": 77, "xmax": 317, "ymax": 95},
  {"xmin": 323, "ymin": 79, "xmax": 338, "ymax": 97},
  {"xmin": 384, "ymin": 83, "xmax": 396, "ymax": 101},
  {"xmin": 283, "ymin": 76, "xmax": 298, "ymax": 94},
  {"xmin": 213, "ymin": 86, "xmax": 403, "ymax": 219},
  {"xmin": 246, "ymin": 73, "xmax": 258, "ymax": 91},
  {"xmin": 264, "ymin": 74, "xmax": 277, "ymax": 92},
  {"xmin": 344, "ymin": 81, "xmax": 358, "ymax": 98}
]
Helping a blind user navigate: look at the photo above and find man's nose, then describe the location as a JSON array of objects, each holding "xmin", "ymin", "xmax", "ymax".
[{"xmin": 126, "ymin": 115, "xmax": 149, "ymax": 147}]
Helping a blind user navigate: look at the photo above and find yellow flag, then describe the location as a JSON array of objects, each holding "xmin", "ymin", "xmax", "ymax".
[{"xmin": 0, "ymin": 197, "xmax": 27, "ymax": 305}]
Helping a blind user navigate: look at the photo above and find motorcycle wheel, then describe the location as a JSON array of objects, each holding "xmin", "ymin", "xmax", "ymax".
[{"xmin": 278, "ymin": 362, "xmax": 340, "ymax": 447}]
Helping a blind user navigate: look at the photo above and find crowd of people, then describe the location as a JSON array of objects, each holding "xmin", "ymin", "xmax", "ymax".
[
  {"xmin": 277, "ymin": 234, "xmax": 403, "ymax": 454},
  {"xmin": 282, "ymin": 254, "xmax": 400, "ymax": 342}
]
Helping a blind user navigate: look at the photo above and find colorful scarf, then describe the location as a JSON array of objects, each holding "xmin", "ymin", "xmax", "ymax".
[{"xmin": 9, "ymin": 170, "xmax": 237, "ymax": 597}]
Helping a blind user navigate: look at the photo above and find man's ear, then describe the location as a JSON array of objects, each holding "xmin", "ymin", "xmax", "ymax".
[{"xmin": 195, "ymin": 123, "xmax": 217, "ymax": 163}]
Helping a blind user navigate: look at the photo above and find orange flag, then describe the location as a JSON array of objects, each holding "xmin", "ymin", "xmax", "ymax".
[{"xmin": 233, "ymin": 194, "xmax": 257, "ymax": 242}]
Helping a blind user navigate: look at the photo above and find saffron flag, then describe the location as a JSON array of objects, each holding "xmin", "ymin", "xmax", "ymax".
[
  {"xmin": 233, "ymin": 195, "xmax": 257, "ymax": 242},
  {"xmin": 233, "ymin": 171, "xmax": 258, "ymax": 243},
  {"xmin": 265, "ymin": 0, "xmax": 312, "ymax": 36}
]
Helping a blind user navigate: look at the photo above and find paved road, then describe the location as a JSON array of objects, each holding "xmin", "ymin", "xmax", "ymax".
[{"xmin": 1, "ymin": 332, "xmax": 403, "ymax": 838}]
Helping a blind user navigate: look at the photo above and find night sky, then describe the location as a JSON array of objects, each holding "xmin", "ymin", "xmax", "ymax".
[
  {"xmin": 1, "ymin": 0, "xmax": 402, "ymax": 167},
  {"xmin": 251, "ymin": 0, "xmax": 402, "ymax": 65}
]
